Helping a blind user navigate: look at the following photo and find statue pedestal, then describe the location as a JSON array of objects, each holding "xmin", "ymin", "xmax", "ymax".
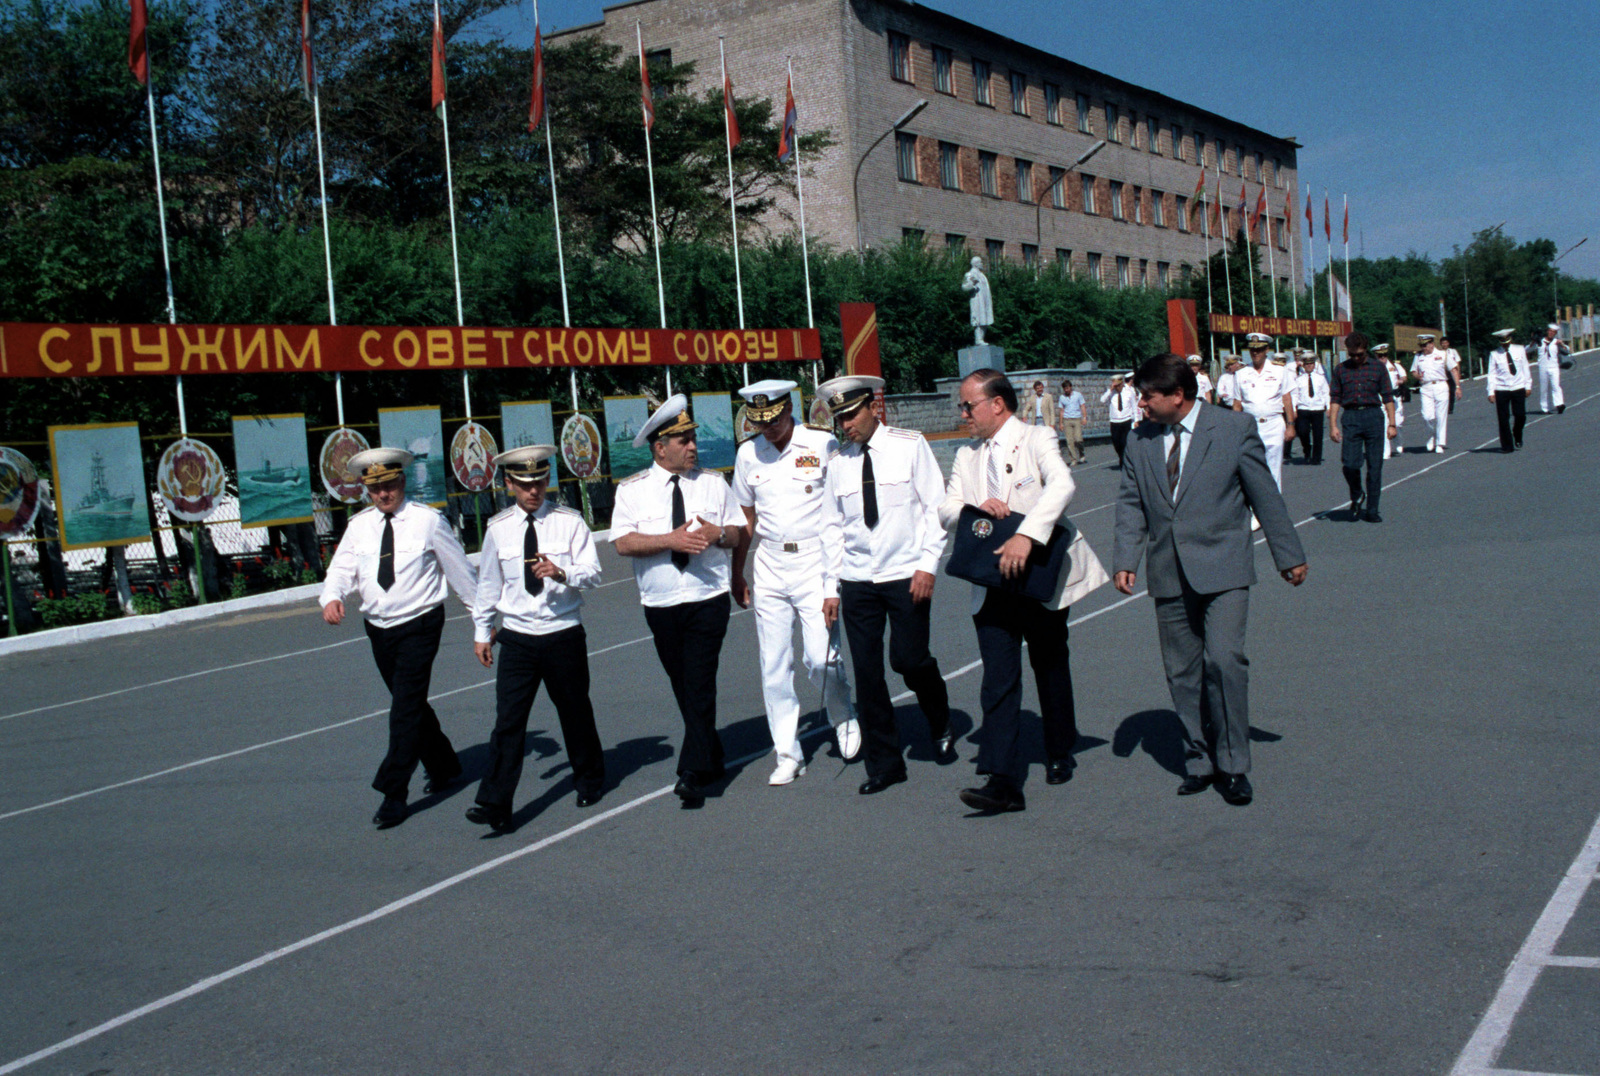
[{"xmin": 958, "ymin": 344, "xmax": 1005, "ymax": 379}]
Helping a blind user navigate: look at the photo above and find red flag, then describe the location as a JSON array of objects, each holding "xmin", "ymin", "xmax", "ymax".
[
  {"xmin": 1284, "ymin": 188, "xmax": 1294, "ymax": 234},
  {"xmin": 527, "ymin": 23, "xmax": 544, "ymax": 132},
  {"xmin": 777, "ymin": 75, "xmax": 798, "ymax": 164},
  {"xmin": 1306, "ymin": 191, "xmax": 1314, "ymax": 237},
  {"xmin": 640, "ymin": 50, "xmax": 655, "ymax": 131},
  {"xmin": 300, "ymin": 0, "xmax": 315, "ymax": 101},
  {"xmin": 1235, "ymin": 181, "xmax": 1248, "ymax": 235},
  {"xmin": 1324, "ymin": 193, "xmax": 1331, "ymax": 241},
  {"xmin": 128, "ymin": 0, "xmax": 149, "ymax": 86},
  {"xmin": 1189, "ymin": 166, "xmax": 1205, "ymax": 228},
  {"xmin": 723, "ymin": 74, "xmax": 740, "ymax": 148},
  {"xmin": 1249, "ymin": 186, "xmax": 1266, "ymax": 240},
  {"xmin": 429, "ymin": 0, "xmax": 446, "ymax": 117},
  {"xmin": 1342, "ymin": 197, "xmax": 1349, "ymax": 245}
]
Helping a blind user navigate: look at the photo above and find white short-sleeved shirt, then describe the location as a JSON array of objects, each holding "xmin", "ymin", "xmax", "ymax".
[
  {"xmin": 732, "ymin": 424, "xmax": 839, "ymax": 543},
  {"xmin": 610, "ymin": 463, "xmax": 744, "ymax": 608},
  {"xmin": 1234, "ymin": 361, "xmax": 1294, "ymax": 419},
  {"xmin": 823, "ymin": 425, "xmax": 948, "ymax": 584},
  {"xmin": 1059, "ymin": 391, "xmax": 1085, "ymax": 419},
  {"xmin": 319, "ymin": 499, "xmax": 476, "ymax": 628},
  {"xmin": 471, "ymin": 501, "xmax": 600, "ymax": 641},
  {"xmin": 1412, "ymin": 350, "xmax": 1451, "ymax": 384}
]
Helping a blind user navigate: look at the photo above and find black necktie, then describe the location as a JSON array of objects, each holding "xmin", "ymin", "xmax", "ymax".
[
  {"xmin": 377, "ymin": 513, "xmax": 395, "ymax": 591},
  {"xmin": 861, "ymin": 446, "xmax": 879, "ymax": 529},
  {"xmin": 669, "ymin": 475, "xmax": 689, "ymax": 570},
  {"xmin": 1167, "ymin": 428, "xmax": 1182, "ymax": 494},
  {"xmin": 524, "ymin": 512, "xmax": 542, "ymax": 595}
]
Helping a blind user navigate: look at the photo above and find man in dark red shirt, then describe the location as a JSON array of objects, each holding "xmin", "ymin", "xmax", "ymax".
[{"xmin": 1327, "ymin": 332, "xmax": 1397, "ymax": 522}]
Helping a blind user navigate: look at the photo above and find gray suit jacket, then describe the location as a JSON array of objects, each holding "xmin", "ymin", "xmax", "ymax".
[{"xmin": 1112, "ymin": 402, "xmax": 1305, "ymax": 599}]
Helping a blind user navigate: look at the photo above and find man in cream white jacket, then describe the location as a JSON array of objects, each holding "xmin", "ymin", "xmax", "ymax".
[{"xmin": 940, "ymin": 369, "xmax": 1109, "ymax": 813}]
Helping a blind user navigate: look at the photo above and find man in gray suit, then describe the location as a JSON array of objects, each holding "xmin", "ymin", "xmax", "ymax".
[{"xmin": 1111, "ymin": 354, "xmax": 1308, "ymax": 806}]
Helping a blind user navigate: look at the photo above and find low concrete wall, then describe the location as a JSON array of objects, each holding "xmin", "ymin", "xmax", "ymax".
[{"xmin": 885, "ymin": 367, "xmax": 1134, "ymax": 439}]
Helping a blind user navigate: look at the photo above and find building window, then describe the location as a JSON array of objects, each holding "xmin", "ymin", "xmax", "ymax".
[
  {"xmin": 986, "ymin": 238, "xmax": 1005, "ymax": 265},
  {"xmin": 1132, "ymin": 185, "xmax": 1143, "ymax": 224},
  {"xmin": 1274, "ymin": 157, "xmax": 1284, "ymax": 188},
  {"xmin": 1048, "ymin": 166, "xmax": 1065, "ymax": 208},
  {"xmin": 1172, "ymin": 124, "xmax": 1184, "ymax": 161},
  {"xmin": 1110, "ymin": 180, "xmax": 1125, "ymax": 221},
  {"xmin": 1081, "ymin": 173, "xmax": 1096, "ymax": 214},
  {"xmin": 1216, "ymin": 139, "xmax": 1227, "ymax": 174},
  {"xmin": 1147, "ymin": 114, "xmax": 1161, "ymax": 153},
  {"xmin": 1195, "ymin": 132, "xmax": 1207, "ymax": 166},
  {"xmin": 1158, "ymin": 262, "xmax": 1170, "ymax": 288},
  {"xmin": 901, "ymin": 227, "xmax": 925, "ymax": 246},
  {"xmin": 932, "ymin": 46, "xmax": 953, "ymax": 94},
  {"xmin": 1009, "ymin": 71, "xmax": 1027, "ymax": 115},
  {"xmin": 1176, "ymin": 195, "xmax": 1188, "ymax": 233},
  {"xmin": 1236, "ymin": 145, "xmax": 1245, "ymax": 177},
  {"xmin": 1252, "ymin": 152, "xmax": 1262, "ymax": 182},
  {"xmin": 945, "ymin": 233, "xmax": 966, "ymax": 254},
  {"xmin": 1105, "ymin": 103, "xmax": 1119, "ymax": 141},
  {"xmin": 1016, "ymin": 159, "xmax": 1033, "ymax": 203},
  {"xmin": 1129, "ymin": 111, "xmax": 1140, "ymax": 149},
  {"xmin": 1021, "ymin": 242, "xmax": 1038, "ymax": 269},
  {"xmin": 1276, "ymin": 217, "xmax": 1288, "ymax": 250},
  {"xmin": 1180, "ymin": 263, "xmax": 1192, "ymax": 281},
  {"xmin": 1044, "ymin": 82, "xmax": 1061, "ymax": 125},
  {"xmin": 1076, "ymin": 92, "xmax": 1091, "ymax": 133},
  {"xmin": 972, "ymin": 59, "xmax": 992, "ymax": 105},
  {"xmin": 979, "ymin": 151, "xmax": 997, "ymax": 196},
  {"xmin": 1151, "ymin": 190, "xmax": 1165, "ymax": 227},
  {"xmin": 938, "ymin": 141, "xmax": 960, "ymax": 189},
  {"xmin": 1138, "ymin": 259, "xmax": 1148, "ymax": 287},
  {"xmin": 888, "ymin": 32, "xmax": 911, "ymax": 83},
  {"xmin": 1055, "ymin": 248, "xmax": 1072, "ymax": 274},
  {"xmin": 1117, "ymin": 256, "xmax": 1130, "ymax": 288},
  {"xmin": 1200, "ymin": 197, "xmax": 1211, "ymax": 238},
  {"xmin": 1086, "ymin": 252, "xmax": 1102, "ymax": 282},
  {"xmin": 895, "ymin": 132, "xmax": 918, "ymax": 182}
]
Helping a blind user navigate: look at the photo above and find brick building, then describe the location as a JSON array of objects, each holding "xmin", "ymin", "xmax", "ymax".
[{"xmin": 554, "ymin": 0, "xmax": 1301, "ymax": 288}]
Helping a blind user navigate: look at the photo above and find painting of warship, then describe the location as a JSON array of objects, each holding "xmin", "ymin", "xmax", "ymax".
[
  {"xmin": 231, "ymin": 414, "xmax": 315, "ymax": 528},
  {"xmin": 501, "ymin": 401, "xmax": 556, "ymax": 489},
  {"xmin": 377, "ymin": 406, "xmax": 447, "ymax": 507},
  {"xmin": 690, "ymin": 392, "xmax": 737, "ymax": 471},
  {"xmin": 602, "ymin": 396, "xmax": 651, "ymax": 481},
  {"xmin": 48, "ymin": 422, "xmax": 153, "ymax": 550}
]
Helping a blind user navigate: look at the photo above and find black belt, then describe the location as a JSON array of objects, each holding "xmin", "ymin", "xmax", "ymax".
[{"xmin": 1343, "ymin": 404, "xmax": 1381, "ymax": 410}]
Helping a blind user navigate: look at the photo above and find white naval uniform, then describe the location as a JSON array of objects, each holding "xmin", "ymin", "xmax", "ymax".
[
  {"xmin": 471, "ymin": 501, "xmax": 600, "ymax": 641},
  {"xmin": 320, "ymin": 499, "xmax": 476, "ymax": 626},
  {"xmin": 1195, "ymin": 372, "xmax": 1214, "ymax": 402},
  {"xmin": 1215, "ymin": 370, "xmax": 1238, "ymax": 407},
  {"xmin": 1487, "ymin": 345, "xmax": 1532, "ymax": 395},
  {"xmin": 733, "ymin": 424, "xmax": 854, "ymax": 766},
  {"xmin": 1233, "ymin": 360, "xmax": 1295, "ymax": 489},
  {"xmin": 822, "ymin": 424, "xmax": 948, "ymax": 584},
  {"xmin": 1383, "ymin": 360, "xmax": 1406, "ymax": 457},
  {"xmin": 1412, "ymin": 349, "xmax": 1452, "ymax": 450},
  {"xmin": 1537, "ymin": 337, "xmax": 1567, "ymax": 412},
  {"xmin": 610, "ymin": 464, "xmax": 743, "ymax": 607}
]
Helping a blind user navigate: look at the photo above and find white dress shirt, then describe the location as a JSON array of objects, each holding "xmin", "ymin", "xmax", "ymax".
[
  {"xmin": 1195, "ymin": 372, "xmax": 1214, "ymax": 400},
  {"xmin": 472, "ymin": 501, "xmax": 600, "ymax": 642},
  {"xmin": 610, "ymin": 463, "xmax": 744, "ymax": 608},
  {"xmin": 319, "ymin": 498, "xmax": 476, "ymax": 629},
  {"xmin": 1101, "ymin": 385, "xmax": 1138, "ymax": 423},
  {"xmin": 732, "ymin": 423, "xmax": 840, "ymax": 543},
  {"xmin": 1060, "ymin": 390, "xmax": 1085, "ymax": 419},
  {"xmin": 1487, "ymin": 345, "xmax": 1532, "ymax": 394},
  {"xmin": 823, "ymin": 424, "xmax": 948, "ymax": 585},
  {"xmin": 1412, "ymin": 350, "xmax": 1450, "ymax": 384},
  {"xmin": 1294, "ymin": 366, "xmax": 1329, "ymax": 409},
  {"xmin": 1234, "ymin": 361, "xmax": 1294, "ymax": 419},
  {"xmin": 1538, "ymin": 337, "xmax": 1568, "ymax": 366},
  {"xmin": 1161, "ymin": 400, "xmax": 1203, "ymax": 497},
  {"xmin": 1443, "ymin": 348, "xmax": 1462, "ymax": 374},
  {"xmin": 1215, "ymin": 370, "xmax": 1238, "ymax": 405}
]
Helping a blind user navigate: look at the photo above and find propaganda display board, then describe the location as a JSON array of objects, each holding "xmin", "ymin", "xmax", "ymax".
[
  {"xmin": 690, "ymin": 392, "xmax": 736, "ymax": 471},
  {"xmin": 318, "ymin": 427, "xmax": 371, "ymax": 504},
  {"xmin": 231, "ymin": 414, "xmax": 314, "ymax": 529},
  {"xmin": 376, "ymin": 406, "xmax": 447, "ymax": 508},
  {"xmin": 500, "ymin": 401, "xmax": 556, "ymax": 490},
  {"xmin": 155, "ymin": 437, "xmax": 228, "ymax": 522},
  {"xmin": 602, "ymin": 396, "xmax": 651, "ymax": 482},
  {"xmin": 0, "ymin": 446, "xmax": 42, "ymax": 537},
  {"xmin": 449, "ymin": 421, "xmax": 498, "ymax": 493},
  {"xmin": 47, "ymin": 422, "xmax": 153, "ymax": 550},
  {"xmin": 559, "ymin": 414, "xmax": 603, "ymax": 479}
]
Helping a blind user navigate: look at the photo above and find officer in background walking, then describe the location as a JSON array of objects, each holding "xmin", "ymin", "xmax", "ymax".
[
  {"xmin": 1292, "ymin": 349, "xmax": 1329, "ymax": 464},
  {"xmin": 1410, "ymin": 333, "xmax": 1452, "ymax": 453},
  {"xmin": 611, "ymin": 396, "xmax": 746, "ymax": 808},
  {"xmin": 818, "ymin": 376, "xmax": 955, "ymax": 796},
  {"xmin": 1487, "ymin": 328, "xmax": 1533, "ymax": 452},
  {"xmin": 320, "ymin": 447, "xmax": 477, "ymax": 828},
  {"xmin": 1537, "ymin": 323, "xmax": 1568, "ymax": 414},
  {"xmin": 1101, "ymin": 374, "xmax": 1138, "ymax": 467}
]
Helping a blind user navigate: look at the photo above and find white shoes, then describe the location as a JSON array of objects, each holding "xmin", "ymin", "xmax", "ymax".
[
  {"xmin": 1426, "ymin": 437, "xmax": 1436, "ymax": 452},
  {"xmin": 1382, "ymin": 448, "xmax": 1392, "ymax": 459},
  {"xmin": 1435, "ymin": 445, "xmax": 1446, "ymax": 454},
  {"xmin": 769, "ymin": 757, "xmax": 807, "ymax": 785},
  {"xmin": 835, "ymin": 718, "xmax": 862, "ymax": 761},
  {"xmin": 1250, "ymin": 513, "xmax": 1261, "ymax": 532}
]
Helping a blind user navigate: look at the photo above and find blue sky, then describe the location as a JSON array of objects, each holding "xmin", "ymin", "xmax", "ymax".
[{"xmin": 472, "ymin": 0, "xmax": 1600, "ymax": 280}]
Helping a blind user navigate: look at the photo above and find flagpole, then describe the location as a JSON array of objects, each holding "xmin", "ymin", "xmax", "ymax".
[
  {"xmin": 304, "ymin": 2, "xmax": 343, "ymax": 426},
  {"xmin": 1197, "ymin": 178, "xmax": 1214, "ymax": 367},
  {"xmin": 788, "ymin": 59, "xmax": 816, "ymax": 390},
  {"xmin": 1245, "ymin": 211, "xmax": 1257, "ymax": 318},
  {"xmin": 719, "ymin": 40, "xmax": 745, "ymax": 331},
  {"xmin": 1265, "ymin": 205, "xmax": 1279, "ymax": 329},
  {"xmin": 138, "ymin": 41, "xmax": 180, "ymax": 423},
  {"xmin": 1307, "ymin": 187, "xmax": 1318, "ymax": 333},
  {"xmin": 1287, "ymin": 190, "xmax": 1299, "ymax": 327},
  {"xmin": 1342, "ymin": 194, "xmax": 1352, "ymax": 323},
  {"xmin": 1219, "ymin": 177, "xmax": 1236, "ymax": 354},
  {"xmin": 1326, "ymin": 191, "xmax": 1335, "ymax": 330},
  {"xmin": 637, "ymin": 24, "xmax": 668, "ymax": 361},
  {"xmin": 431, "ymin": 1, "xmax": 469, "ymax": 422},
  {"xmin": 528, "ymin": 0, "xmax": 576, "ymax": 416}
]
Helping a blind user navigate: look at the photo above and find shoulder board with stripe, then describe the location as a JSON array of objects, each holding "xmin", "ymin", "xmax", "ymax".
[
  {"xmin": 617, "ymin": 469, "xmax": 651, "ymax": 486},
  {"xmin": 882, "ymin": 426, "xmax": 920, "ymax": 440},
  {"xmin": 804, "ymin": 422, "xmax": 833, "ymax": 432},
  {"xmin": 546, "ymin": 504, "xmax": 583, "ymax": 519},
  {"xmin": 488, "ymin": 505, "xmax": 521, "ymax": 525},
  {"xmin": 352, "ymin": 505, "xmax": 378, "ymax": 519}
]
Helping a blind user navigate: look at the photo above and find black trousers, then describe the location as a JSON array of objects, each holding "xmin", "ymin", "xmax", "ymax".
[
  {"xmin": 1109, "ymin": 421, "xmax": 1133, "ymax": 466},
  {"xmin": 1494, "ymin": 391, "xmax": 1527, "ymax": 450},
  {"xmin": 1295, "ymin": 409, "xmax": 1325, "ymax": 463},
  {"xmin": 1339, "ymin": 408, "xmax": 1386, "ymax": 512},
  {"xmin": 365, "ymin": 605, "xmax": 459, "ymax": 799},
  {"xmin": 839, "ymin": 578, "xmax": 951, "ymax": 779},
  {"xmin": 644, "ymin": 592, "xmax": 731, "ymax": 780},
  {"xmin": 476, "ymin": 625, "xmax": 605, "ymax": 809},
  {"xmin": 972, "ymin": 590, "xmax": 1076, "ymax": 783}
]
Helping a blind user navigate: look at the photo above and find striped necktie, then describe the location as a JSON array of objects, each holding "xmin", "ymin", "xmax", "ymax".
[{"xmin": 986, "ymin": 441, "xmax": 1002, "ymax": 502}]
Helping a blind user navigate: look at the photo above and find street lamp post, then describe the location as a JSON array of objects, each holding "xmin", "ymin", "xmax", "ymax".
[
  {"xmin": 1552, "ymin": 237, "xmax": 1589, "ymax": 324},
  {"xmin": 852, "ymin": 98, "xmax": 928, "ymax": 253},
  {"xmin": 1036, "ymin": 139, "xmax": 1106, "ymax": 255}
]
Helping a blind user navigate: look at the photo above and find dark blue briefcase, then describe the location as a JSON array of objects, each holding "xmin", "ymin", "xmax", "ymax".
[{"xmin": 944, "ymin": 505, "xmax": 1069, "ymax": 603}]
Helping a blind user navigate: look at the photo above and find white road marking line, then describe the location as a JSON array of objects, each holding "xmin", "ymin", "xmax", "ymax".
[{"xmin": 1448, "ymin": 807, "xmax": 1600, "ymax": 1076}]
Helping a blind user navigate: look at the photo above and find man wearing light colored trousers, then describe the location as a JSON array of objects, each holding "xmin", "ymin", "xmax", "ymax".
[
  {"xmin": 1058, "ymin": 381, "xmax": 1087, "ymax": 464},
  {"xmin": 1112, "ymin": 353, "xmax": 1307, "ymax": 807}
]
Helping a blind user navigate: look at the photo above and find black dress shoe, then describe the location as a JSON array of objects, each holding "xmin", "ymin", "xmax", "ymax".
[
  {"xmin": 1362, "ymin": 511, "xmax": 1383, "ymax": 523},
  {"xmin": 1348, "ymin": 490, "xmax": 1364, "ymax": 515},
  {"xmin": 372, "ymin": 796, "xmax": 407, "ymax": 828},
  {"xmin": 422, "ymin": 766, "xmax": 462, "ymax": 796},
  {"xmin": 465, "ymin": 803, "xmax": 513, "ymax": 831},
  {"xmin": 1217, "ymin": 773, "xmax": 1254, "ymax": 806},
  {"xmin": 673, "ymin": 777, "xmax": 705, "ymax": 808},
  {"xmin": 575, "ymin": 789, "xmax": 603, "ymax": 808},
  {"xmin": 959, "ymin": 776, "xmax": 1025, "ymax": 813},
  {"xmin": 933, "ymin": 733, "xmax": 959, "ymax": 765},
  {"xmin": 1045, "ymin": 759, "xmax": 1073, "ymax": 785},
  {"xmin": 1177, "ymin": 774, "xmax": 1212, "ymax": 796},
  {"xmin": 859, "ymin": 770, "xmax": 908, "ymax": 795},
  {"xmin": 1558, "ymin": 404, "xmax": 1566, "ymax": 414}
]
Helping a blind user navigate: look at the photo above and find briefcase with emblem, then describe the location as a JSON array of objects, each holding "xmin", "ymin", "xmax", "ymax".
[{"xmin": 944, "ymin": 505, "xmax": 1070, "ymax": 603}]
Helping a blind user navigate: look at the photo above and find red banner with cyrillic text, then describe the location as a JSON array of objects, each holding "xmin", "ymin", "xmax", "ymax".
[{"xmin": 1208, "ymin": 314, "xmax": 1351, "ymax": 338}]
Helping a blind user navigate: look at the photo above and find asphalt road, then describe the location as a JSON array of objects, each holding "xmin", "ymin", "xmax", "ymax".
[{"xmin": 2, "ymin": 362, "xmax": 1598, "ymax": 1075}]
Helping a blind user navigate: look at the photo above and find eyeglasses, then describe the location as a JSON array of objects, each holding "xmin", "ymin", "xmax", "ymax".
[{"xmin": 957, "ymin": 398, "xmax": 988, "ymax": 416}]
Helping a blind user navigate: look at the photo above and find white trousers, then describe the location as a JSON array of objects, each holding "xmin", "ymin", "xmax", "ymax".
[
  {"xmin": 1419, "ymin": 382, "xmax": 1450, "ymax": 446},
  {"xmin": 1256, "ymin": 414, "xmax": 1285, "ymax": 490},
  {"xmin": 1539, "ymin": 360, "xmax": 1564, "ymax": 412},
  {"xmin": 751, "ymin": 543, "xmax": 854, "ymax": 764},
  {"xmin": 1384, "ymin": 399, "xmax": 1405, "ymax": 457}
]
